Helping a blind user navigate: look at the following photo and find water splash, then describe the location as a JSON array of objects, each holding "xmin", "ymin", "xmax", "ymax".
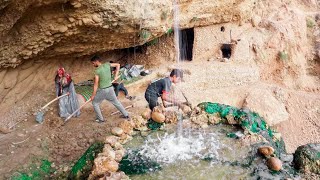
[{"xmin": 135, "ymin": 128, "xmax": 221, "ymax": 164}]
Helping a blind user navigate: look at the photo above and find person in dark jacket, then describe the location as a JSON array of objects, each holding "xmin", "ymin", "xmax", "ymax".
[{"xmin": 145, "ymin": 69, "xmax": 185, "ymax": 110}]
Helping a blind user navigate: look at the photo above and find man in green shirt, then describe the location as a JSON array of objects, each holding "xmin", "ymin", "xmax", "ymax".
[{"xmin": 90, "ymin": 55, "xmax": 129, "ymax": 122}]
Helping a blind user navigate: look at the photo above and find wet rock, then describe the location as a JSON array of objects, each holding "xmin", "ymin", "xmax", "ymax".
[
  {"xmin": 111, "ymin": 127, "xmax": 124, "ymax": 136},
  {"xmin": 164, "ymin": 110, "xmax": 177, "ymax": 123},
  {"xmin": 267, "ymin": 157, "xmax": 282, "ymax": 171},
  {"xmin": 293, "ymin": 143, "xmax": 320, "ymax": 174},
  {"xmin": 258, "ymin": 146, "xmax": 275, "ymax": 157},
  {"xmin": 119, "ymin": 134, "xmax": 132, "ymax": 144},
  {"xmin": 106, "ymin": 171, "xmax": 129, "ymax": 180},
  {"xmin": 190, "ymin": 112, "xmax": 208, "ymax": 126},
  {"xmin": 114, "ymin": 149, "xmax": 126, "ymax": 162},
  {"xmin": 105, "ymin": 136, "xmax": 119, "ymax": 147},
  {"xmin": 151, "ymin": 112, "xmax": 165, "ymax": 123},
  {"xmin": 113, "ymin": 142, "xmax": 123, "ymax": 150},
  {"xmin": 91, "ymin": 157, "xmax": 119, "ymax": 178},
  {"xmin": 141, "ymin": 108, "xmax": 152, "ymax": 120},
  {"xmin": 118, "ymin": 120, "xmax": 134, "ymax": 135},
  {"xmin": 131, "ymin": 115, "xmax": 147, "ymax": 129},
  {"xmin": 208, "ymin": 113, "xmax": 222, "ymax": 125},
  {"xmin": 226, "ymin": 114, "xmax": 238, "ymax": 125}
]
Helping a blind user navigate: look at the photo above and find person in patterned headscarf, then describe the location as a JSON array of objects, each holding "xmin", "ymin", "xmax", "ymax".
[{"xmin": 54, "ymin": 67, "xmax": 80, "ymax": 118}]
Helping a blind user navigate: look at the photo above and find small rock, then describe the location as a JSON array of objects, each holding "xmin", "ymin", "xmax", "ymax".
[
  {"xmin": 258, "ymin": 146, "xmax": 274, "ymax": 157},
  {"xmin": 57, "ymin": 25, "xmax": 68, "ymax": 33},
  {"xmin": 68, "ymin": 17, "xmax": 75, "ymax": 23},
  {"xmin": 267, "ymin": 157, "xmax": 282, "ymax": 171},
  {"xmin": 92, "ymin": 14, "xmax": 103, "ymax": 23},
  {"xmin": 82, "ymin": 18, "xmax": 93, "ymax": 25},
  {"xmin": 63, "ymin": 166, "xmax": 69, "ymax": 172},
  {"xmin": 111, "ymin": 127, "xmax": 124, "ymax": 136}
]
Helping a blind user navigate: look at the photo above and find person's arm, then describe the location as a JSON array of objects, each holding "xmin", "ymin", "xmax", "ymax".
[
  {"xmin": 90, "ymin": 75, "xmax": 99, "ymax": 101},
  {"xmin": 110, "ymin": 63, "xmax": 120, "ymax": 82},
  {"xmin": 161, "ymin": 91, "xmax": 183, "ymax": 107}
]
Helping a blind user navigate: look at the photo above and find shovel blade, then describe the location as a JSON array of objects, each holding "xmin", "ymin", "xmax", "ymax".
[{"xmin": 35, "ymin": 111, "xmax": 44, "ymax": 123}]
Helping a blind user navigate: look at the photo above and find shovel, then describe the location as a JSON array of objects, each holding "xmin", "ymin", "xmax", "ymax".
[
  {"xmin": 35, "ymin": 93, "xmax": 69, "ymax": 123},
  {"xmin": 64, "ymin": 99, "xmax": 91, "ymax": 123}
]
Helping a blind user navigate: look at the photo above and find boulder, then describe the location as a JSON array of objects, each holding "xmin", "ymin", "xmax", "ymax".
[
  {"xmin": 267, "ymin": 157, "xmax": 283, "ymax": 171},
  {"xmin": 293, "ymin": 143, "xmax": 320, "ymax": 174},
  {"xmin": 243, "ymin": 89, "xmax": 289, "ymax": 126}
]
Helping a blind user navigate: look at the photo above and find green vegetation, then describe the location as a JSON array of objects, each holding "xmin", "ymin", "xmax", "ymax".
[{"xmin": 140, "ymin": 30, "xmax": 151, "ymax": 40}]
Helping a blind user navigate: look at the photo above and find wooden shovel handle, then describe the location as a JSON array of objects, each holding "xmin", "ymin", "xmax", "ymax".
[
  {"xmin": 41, "ymin": 93, "xmax": 69, "ymax": 110},
  {"xmin": 65, "ymin": 99, "xmax": 91, "ymax": 122}
]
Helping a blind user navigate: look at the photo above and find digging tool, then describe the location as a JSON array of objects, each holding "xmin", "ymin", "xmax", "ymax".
[
  {"xmin": 110, "ymin": 104, "xmax": 135, "ymax": 116},
  {"xmin": 35, "ymin": 93, "xmax": 69, "ymax": 123},
  {"xmin": 178, "ymin": 89, "xmax": 192, "ymax": 108},
  {"xmin": 64, "ymin": 99, "xmax": 92, "ymax": 123}
]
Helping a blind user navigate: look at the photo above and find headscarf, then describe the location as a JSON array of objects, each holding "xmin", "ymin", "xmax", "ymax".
[{"xmin": 57, "ymin": 67, "xmax": 65, "ymax": 76}]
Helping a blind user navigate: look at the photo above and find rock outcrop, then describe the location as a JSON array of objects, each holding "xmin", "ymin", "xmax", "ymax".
[{"xmin": 0, "ymin": 0, "xmax": 255, "ymax": 68}]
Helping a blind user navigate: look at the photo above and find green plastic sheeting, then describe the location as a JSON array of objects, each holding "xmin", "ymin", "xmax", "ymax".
[
  {"xmin": 119, "ymin": 149, "xmax": 161, "ymax": 175},
  {"xmin": 199, "ymin": 102, "xmax": 286, "ymax": 156},
  {"xmin": 75, "ymin": 85, "xmax": 93, "ymax": 101},
  {"xmin": 68, "ymin": 142, "xmax": 104, "ymax": 180},
  {"xmin": 147, "ymin": 119, "xmax": 163, "ymax": 130},
  {"xmin": 11, "ymin": 160, "xmax": 52, "ymax": 180}
]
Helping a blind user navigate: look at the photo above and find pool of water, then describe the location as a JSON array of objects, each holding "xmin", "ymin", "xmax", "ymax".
[{"xmin": 122, "ymin": 123, "xmax": 253, "ymax": 179}]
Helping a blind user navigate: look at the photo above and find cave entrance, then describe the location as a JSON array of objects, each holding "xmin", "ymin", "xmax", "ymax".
[
  {"xmin": 179, "ymin": 28, "xmax": 194, "ymax": 61},
  {"xmin": 221, "ymin": 43, "xmax": 232, "ymax": 59}
]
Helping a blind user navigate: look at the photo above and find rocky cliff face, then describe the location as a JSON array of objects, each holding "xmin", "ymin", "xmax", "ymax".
[{"xmin": 0, "ymin": 0, "xmax": 254, "ymax": 68}]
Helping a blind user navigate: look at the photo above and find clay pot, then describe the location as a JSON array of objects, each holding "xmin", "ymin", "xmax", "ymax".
[
  {"xmin": 111, "ymin": 127, "xmax": 124, "ymax": 137},
  {"xmin": 267, "ymin": 157, "xmax": 282, "ymax": 171},
  {"xmin": 151, "ymin": 111, "xmax": 165, "ymax": 123},
  {"xmin": 258, "ymin": 146, "xmax": 275, "ymax": 157},
  {"xmin": 141, "ymin": 108, "xmax": 152, "ymax": 119}
]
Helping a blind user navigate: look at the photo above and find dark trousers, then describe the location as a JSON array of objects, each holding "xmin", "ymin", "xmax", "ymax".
[
  {"xmin": 145, "ymin": 91, "xmax": 159, "ymax": 110},
  {"xmin": 113, "ymin": 83, "xmax": 128, "ymax": 96}
]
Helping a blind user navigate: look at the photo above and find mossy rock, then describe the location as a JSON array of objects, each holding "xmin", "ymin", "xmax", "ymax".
[{"xmin": 293, "ymin": 143, "xmax": 320, "ymax": 174}]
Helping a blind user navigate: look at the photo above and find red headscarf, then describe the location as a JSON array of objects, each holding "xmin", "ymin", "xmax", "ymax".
[
  {"xmin": 57, "ymin": 67, "xmax": 65, "ymax": 76},
  {"xmin": 65, "ymin": 73, "xmax": 72, "ymax": 83}
]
